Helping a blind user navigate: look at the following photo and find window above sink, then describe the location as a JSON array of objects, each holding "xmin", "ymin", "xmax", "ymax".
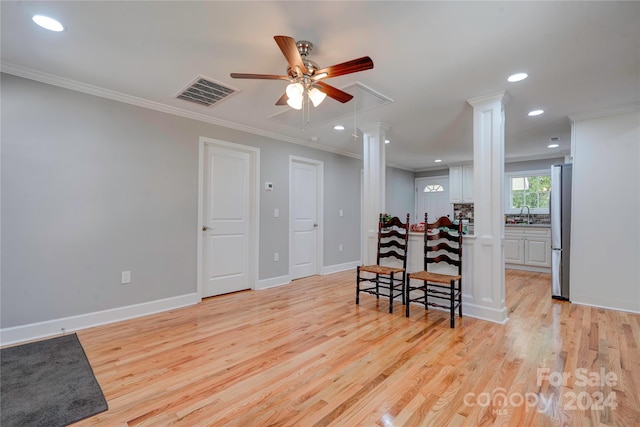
[{"xmin": 504, "ymin": 169, "xmax": 551, "ymax": 214}]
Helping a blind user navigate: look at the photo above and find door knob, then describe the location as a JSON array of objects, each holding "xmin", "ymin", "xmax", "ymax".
[
  {"xmin": 202, "ymin": 226, "xmax": 211, "ymax": 231},
  {"xmin": 313, "ymin": 223, "xmax": 318, "ymax": 228}
]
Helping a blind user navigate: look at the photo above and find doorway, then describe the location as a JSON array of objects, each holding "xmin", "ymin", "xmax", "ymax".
[
  {"xmin": 415, "ymin": 176, "xmax": 452, "ymax": 222},
  {"xmin": 289, "ymin": 156, "xmax": 324, "ymax": 280},
  {"xmin": 198, "ymin": 138, "xmax": 259, "ymax": 298}
]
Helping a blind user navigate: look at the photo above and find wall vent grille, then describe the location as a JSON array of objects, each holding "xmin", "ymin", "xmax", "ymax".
[{"xmin": 175, "ymin": 76, "xmax": 237, "ymax": 107}]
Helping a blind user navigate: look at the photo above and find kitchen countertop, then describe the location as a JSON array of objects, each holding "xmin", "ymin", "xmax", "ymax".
[{"xmin": 504, "ymin": 223, "xmax": 550, "ymax": 228}]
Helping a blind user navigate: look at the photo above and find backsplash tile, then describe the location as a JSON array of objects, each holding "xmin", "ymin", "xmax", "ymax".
[
  {"xmin": 453, "ymin": 203, "xmax": 474, "ymax": 222},
  {"xmin": 505, "ymin": 213, "xmax": 550, "ymax": 224},
  {"xmin": 452, "ymin": 203, "xmax": 550, "ymax": 225}
]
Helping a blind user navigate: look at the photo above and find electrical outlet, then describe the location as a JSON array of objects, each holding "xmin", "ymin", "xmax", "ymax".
[
  {"xmin": 339, "ymin": 244, "xmax": 343, "ymax": 252},
  {"xmin": 274, "ymin": 208, "xmax": 279, "ymax": 217},
  {"xmin": 274, "ymin": 252, "xmax": 279, "ymax": 262},
  {"xmin": 339, "ymin": 209, "xmax": 344, "ymax": 217},
  {"xmin": 121, "ymin": 270, "xmax": 131, "ymax": 284}
]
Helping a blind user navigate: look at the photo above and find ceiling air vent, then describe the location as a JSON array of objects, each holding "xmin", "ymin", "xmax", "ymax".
[{"xmin": 175, "ymin": 76, "xmax": 237, "ymax": 107}]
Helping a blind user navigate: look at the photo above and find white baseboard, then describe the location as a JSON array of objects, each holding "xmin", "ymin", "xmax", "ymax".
[
  {"xmin": 256, "ymin": 263, "xmax": 360, "ymax": 290},
  {"xmin": 322, "ymin": 260, "xmax": 360, "ymax": 275},
  {"xmin": 461, "ymin": 300, "xmax": 509, "ymax": 324},
  {"xmin": 571, "ymin": 298, "xmax": 640, "ymax": 315},
  {"xmin": 404, "ymin": 299, "xmax": 508, "ymax": 325},
  {"xmin": 0, "ymin": 293, "xmax": 200, "ymax": 346},
  {"xmin": 505, "ymin": 264, "xmax": 551, "ymax": 274},
  {"xmin": 256, "ymin": 275, "xmax": 291, "ymax": 290}
]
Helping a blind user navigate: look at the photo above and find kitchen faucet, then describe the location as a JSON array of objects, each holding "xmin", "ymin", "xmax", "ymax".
[{"xmin": 520, "ymin": 206, "xmax": 531, "ymax": 224}]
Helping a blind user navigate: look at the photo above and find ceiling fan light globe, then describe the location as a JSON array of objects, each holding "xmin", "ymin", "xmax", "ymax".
[
  {"xmin": 309, "ymin": 87, "xmax": 327, "ymax": 107},
  {"xmin": 286, "ymin": 82, "xmax": 304, "ymax": 99},
  {"xmin": 287, "ymin": 96, "xmax": 303, "ymax": 110}
]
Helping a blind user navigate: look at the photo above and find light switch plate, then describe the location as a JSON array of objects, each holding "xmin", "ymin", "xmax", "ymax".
[{"xmin": 121, "ymin": 270, "xmax": 131, "ymax": 284}]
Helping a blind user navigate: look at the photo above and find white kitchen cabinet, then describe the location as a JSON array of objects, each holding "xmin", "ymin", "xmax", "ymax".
[
  {"xmin": 449, "ymin": 166, "xmax": 463, "ymax": 202},
  {"xmin": 524, "ymin": 237, "xmax": 551, "ymax": 267},
  {"xmin": 504, "ymin": 226, "xmax": 551, "ymax": 271},
  {"xmin": 504, "ymin": 235, "xmax": 525, "ymax": 264},
  {"xmin": 462, "ymin": 165, "xmax": 474, "ymax": 202},
  {"xmin": 449, "ymin": 165, "xmax": 473, "ymax": 203}
]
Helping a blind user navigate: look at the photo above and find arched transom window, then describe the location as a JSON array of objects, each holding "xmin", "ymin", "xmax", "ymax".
[{"xmin": 423, "ymin": 184, "xmax": 444, "ymax": 193}]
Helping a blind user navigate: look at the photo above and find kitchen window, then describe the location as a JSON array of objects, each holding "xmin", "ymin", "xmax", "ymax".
[{"xmin": 505, "ymin": 170, "xmax": 551, "ymax": 214}]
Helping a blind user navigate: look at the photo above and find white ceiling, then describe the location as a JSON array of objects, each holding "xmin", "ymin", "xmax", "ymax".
[{"xmin": 2, "ymin": 1, "xmax": 639, "ymax": 171}]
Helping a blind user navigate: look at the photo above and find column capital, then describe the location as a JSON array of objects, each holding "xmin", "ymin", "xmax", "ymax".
[
  {"xmin": 467, "ymin": 91, "xmax": 510, "ymax": 108},
  {"xmin": 359, "ymin": 122, "xmax": 391, "ymax": 135}
]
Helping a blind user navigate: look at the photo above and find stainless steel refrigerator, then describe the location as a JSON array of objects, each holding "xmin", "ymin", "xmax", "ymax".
[{"xmin": 551, "ymin": 164, "xmax": 572, "ymax": 300}]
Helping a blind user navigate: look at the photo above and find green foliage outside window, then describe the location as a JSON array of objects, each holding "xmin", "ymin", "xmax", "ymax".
[{"xmin": 510, "ymin": 175, "xmax": 551, "ymax": 210}]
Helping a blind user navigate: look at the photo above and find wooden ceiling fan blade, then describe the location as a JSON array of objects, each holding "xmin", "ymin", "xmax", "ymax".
[
  {"xmin": 315, "ymin": 56, "xmax": 374, "ymax": 79},
  {"xmin": 315, "ymin": 81, "xmax": 353, "ymax": 103},
  {"xmin": 273, "ymin": 35, "xmax": 307, "ymax": 75},
  {"xmin": 230, "ymin": 73, "xmax": 289, "ymax": 80},
  {"xmin": 275, "ymin": 92, "xmax": 288, "ymax": 106}
]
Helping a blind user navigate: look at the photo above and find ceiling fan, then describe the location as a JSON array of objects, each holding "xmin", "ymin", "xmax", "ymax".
[{"xmin": 230, "ymin": 35, "xmax": 374, "ymax": 109}]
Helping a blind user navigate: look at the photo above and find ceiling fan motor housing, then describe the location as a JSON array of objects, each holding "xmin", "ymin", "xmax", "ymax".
[
  {"xmin": 287, "ymin": 60, "xmax": 319, "ymax": 79},
  {"xmin": 296, "ymin": 40, "xmax": 313, "ymax": 57},
  {"xmin": 287, "ymin": 41, "xmax": 318, "ymax": 78}
]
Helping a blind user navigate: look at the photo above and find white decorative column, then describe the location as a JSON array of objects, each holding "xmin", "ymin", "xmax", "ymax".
[
  {"xmin": 465, "ymin": 93, "xmax": 509, "ymax": 324},
  {"xmin": 361, "ymin": 122, "xmax": 389, "ymax": 264}
]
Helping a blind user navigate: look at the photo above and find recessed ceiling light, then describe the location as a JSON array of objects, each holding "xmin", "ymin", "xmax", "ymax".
[
  {"xmin": 434, "ymin": 159, "xmax": 442, "ymax": 163},
  {"xmin": 528, "ymin": 109, "xmax": 544, "ymax": 117},
  {"xmin": 32, "ymin": 15, "xmax": 64, "ymax": 32},
  {"xmin": 507, "ymin": 73, "xmax": 528, "ymax": 83},
  {"xmin": 548, "ymin": 144, "xmax": 559, "ymax": 148},
  {"xmin": 333, "ymin": 125, "xmax": 345, "ymax": 131},
  {"xmin": 384, "ymin": 139, "xmax": 390, "ymax": 144}
]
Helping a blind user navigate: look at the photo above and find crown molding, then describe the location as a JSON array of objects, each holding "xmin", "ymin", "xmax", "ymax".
[
  {"xmin": 0, "ymin": 63, "xmax": 361, "ymax": 161},
  {"xmin": 413, "ymin": 152, "xmax": 569, "ymax": 173},
  {"xmin": 569, "ymin": 103, "xmax": 640, "ymax": 122},
  {"xmin": 504, "ymin": 152, "xmax": 570, "ymax": 164},
  {"xmin": 385, "ymin": 161, "xmax": 415, "ymax": 172}
]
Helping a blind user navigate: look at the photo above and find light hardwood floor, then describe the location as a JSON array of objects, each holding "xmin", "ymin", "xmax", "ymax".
[{"xmin": 73, "ymin": 270, "xmax": 640, "ymax": 426}]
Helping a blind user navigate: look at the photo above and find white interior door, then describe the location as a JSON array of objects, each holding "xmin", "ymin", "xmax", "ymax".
[
  {"xmin": 290, "ymin": 157, "xmax": 323, "ymax": 280},
  {"xmin": 201, "ymin": 141, "xmax": 257, "ymax": 297},
  {"xmin": 415, "ymin": 177, "xmax": 452, "ymax": 222}
]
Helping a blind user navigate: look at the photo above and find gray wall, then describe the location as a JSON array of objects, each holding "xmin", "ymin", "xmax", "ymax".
[
  {"xmin": 323, "ymin": 154, "xmax": 362, "ymax": 266},
  {"xmin": 1, "ymin": 74, "xmax": 362, "ymax": 327},
  {"xmin": 254, "ymin": 137, "xmax": 362, "ymax": 278},
  {"xmin": 385, "ymin": 166, "xmax": 415, "ymax": 221},
  {"xmin": 415, "ymin": 168, "xmax": 449, "ymax": 178},
  {"xmin": 570, "ymin": 111, "xmax": 639, "ymax": 312}
]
